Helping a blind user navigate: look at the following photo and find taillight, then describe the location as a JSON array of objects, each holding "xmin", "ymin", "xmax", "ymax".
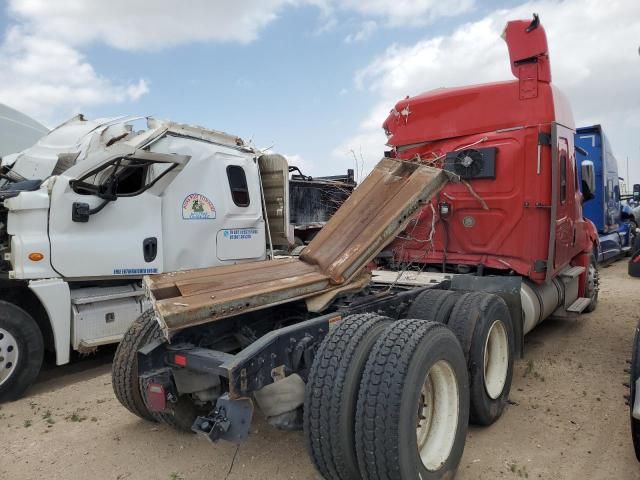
[
  {"xmin": 146, "ymin": 383, "xmax": 167, "ymax": 412},
  {"xmin": 633, "ymin": 255, "xmax": 640, "ymax": 264},
  {"xmin": 174, "ymin": 354, "xmax": 187, "ymax": 367}
]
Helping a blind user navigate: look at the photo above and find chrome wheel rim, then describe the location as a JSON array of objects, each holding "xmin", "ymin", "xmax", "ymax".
[
  {"xmin": 483, "ymin": 320, "xmax": 509, "ymax": 400},
  {"xmin": 416, "ymin": 360, "xmax": 459, "ymax": 471},
  {"xmin": 0, "ymin": 327, "xmax": 19, "ymax": 386}
]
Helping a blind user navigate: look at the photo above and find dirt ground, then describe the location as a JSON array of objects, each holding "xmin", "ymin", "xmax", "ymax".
[{"xmin": 1, "ymin": 260, "xmax": 639, "ymax": 480}]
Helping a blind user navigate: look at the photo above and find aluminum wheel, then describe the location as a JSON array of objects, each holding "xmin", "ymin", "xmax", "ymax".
[
  {"xmin": 416, "ymin": 359, "xmax": 460, "ymax": 471},
  {"xmin": 0, "ymin": 327, "xmax": 19, "ymax": 386},
  {"xmin": 483, "ymin": 320, "xmax": 509, "ymax": 400}
]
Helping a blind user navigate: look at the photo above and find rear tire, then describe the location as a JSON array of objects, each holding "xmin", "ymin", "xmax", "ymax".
[
  {"xmin": 407, "ymin": 289, "xmax": 461, "ymax": 325},
  {"xmin": 355, "ymin": 319, "xmax": 469, "ymax": 480},
  {"xmin": 304, "ymin": 313, "xmax": 392, "ymax": 480},
  {"xmin": 113, "ymin": 311, "xmax": 210, "ymax": 432},
  {"xmin": 447, "ymin": 292, "xmax": 514, "ymax": 426},
  {"xmin": 112, "ymin": 310, "xmax": 161, "ymax": 422},
  {"xmin": 0, "ymin": 301, "xmax": 43, "ymax": 402}
]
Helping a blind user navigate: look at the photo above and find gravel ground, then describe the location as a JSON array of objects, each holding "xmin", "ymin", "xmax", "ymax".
[{"xmin": 1, "ymin": 260, "xmax": 639, "ymax": 480}]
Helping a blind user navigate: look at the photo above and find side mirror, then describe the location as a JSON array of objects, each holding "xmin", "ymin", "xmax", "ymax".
[{"xmin": 581, "ymin": 160, "xmax": 596, "ymax": 198}]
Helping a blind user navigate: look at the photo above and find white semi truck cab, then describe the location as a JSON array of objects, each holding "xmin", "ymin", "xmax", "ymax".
[{"xmin": 0, "ymin": 115, "xmax": 353, "ymax": 400}]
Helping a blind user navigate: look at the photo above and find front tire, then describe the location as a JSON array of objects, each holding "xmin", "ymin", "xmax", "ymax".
[
  {"xmin": 355, "ymin": 319, "xmax": 469, "ymax": 480},
  {"xmin": 447, "ymin": 292, "xmax": 514, "ymax": 426},
  {"xmin": 0, "ymin": 301, "xmax": 44, "ymax": 402}
]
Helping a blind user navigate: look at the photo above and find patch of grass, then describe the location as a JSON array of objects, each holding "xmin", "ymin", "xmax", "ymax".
[
  {"xmin": 66, "ymin": 411, "xmax": 87, "ymax": 423},
  {"xmin": 169, "ymin": 473, "xmax": 184, "ymax": 480},
  {"xmin": 523, "ymin": 360, "xmax": 545, "ymax": 381},
  {"xmin": 24, "ymin": 419, "xmax": 32, "ymax": 428},
  {"xmin": 508, "ymin": 462, "xmax": 529, "ymax": 478},
  {"xmin": 523, "ymin": 360, "xmax": 534, "ymax": 377}
]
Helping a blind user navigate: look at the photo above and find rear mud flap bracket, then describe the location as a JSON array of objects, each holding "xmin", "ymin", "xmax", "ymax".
[{"xmin": 192, "ymin": 394, "xmax": 253, "ymax": 444}]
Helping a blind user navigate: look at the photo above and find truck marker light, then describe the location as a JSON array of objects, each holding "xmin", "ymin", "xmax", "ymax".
[
  {"xmin": 174, "ymin": 354, "xmax": 187, "ymax": 366},
  {"xmin": 28, "ymin": 252, "xmax": 44, "ymax": 261},
  {"xmin": 146, "ymin": 383, "xmax": 167, "ymax": 411}
]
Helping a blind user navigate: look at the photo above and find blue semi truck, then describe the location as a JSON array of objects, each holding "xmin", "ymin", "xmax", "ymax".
[{"xmin": 575, "ymin": 125, "xmax": 636, "ymax": 263}]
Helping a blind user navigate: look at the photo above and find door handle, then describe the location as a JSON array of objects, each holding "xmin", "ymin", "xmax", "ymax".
[{"xmin": 143, "ymin": 237, "xmax": 157, "ymax": 263}]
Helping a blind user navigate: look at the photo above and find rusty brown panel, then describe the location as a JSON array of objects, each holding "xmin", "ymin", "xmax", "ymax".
[
  {"xmin": 301, "ymin": 159, "xmax": 447, "ymax": 284},
  {"xmin": 175, "ymin": 260, "xmax": 318, "ymax": 298},
  {"xmin": 338, "ymin": 167, "xmax": 447, "ymax": 282},
  {"xmin": 157, "ymin": 271, "xmax": 331, "ymax": 333},
  {"xmin": 300, "ymin": 159, "xmax": 396, "ymax": 263},
  {"xmin": 146, "ymin": 258, "xmax": 299, "ymax": 298},
  {"xmin": 300, "ymin": 159, "xmax": 417, "ymax": 270}
]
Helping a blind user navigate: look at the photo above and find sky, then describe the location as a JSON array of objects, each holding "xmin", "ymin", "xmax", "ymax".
[{"xmin": 0, "ymin": 0, "xmax": 638, "ymax": 185}]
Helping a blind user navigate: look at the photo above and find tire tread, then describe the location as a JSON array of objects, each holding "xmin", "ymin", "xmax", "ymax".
[
  {"xmin": 111, "ymin": 310, "xmax": 161, "ymax": 422},
  {"xmin": 304, "ymin": 312, "xmax": 390, "ymax": 480},
  {"xmin": 355, "ymin": 319, "xmax": 458, "ymax": 480}
]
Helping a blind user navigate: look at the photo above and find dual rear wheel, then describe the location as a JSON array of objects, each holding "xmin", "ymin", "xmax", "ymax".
[
  {"xmin": 304, "ymin": 313, "xmax": 470, "ymax": 480},
  {"xmin": 304, "ymin": 290, "xmax": 515, "ymax": 479},
  {"xmin": 408, "ymin": 289, "xmax": 514, "ymax": 425}
]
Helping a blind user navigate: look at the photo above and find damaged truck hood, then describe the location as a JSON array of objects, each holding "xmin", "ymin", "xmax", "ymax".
[{"xmin": 3, "ymin": 114, "xmax": 253, "ymax": 182}]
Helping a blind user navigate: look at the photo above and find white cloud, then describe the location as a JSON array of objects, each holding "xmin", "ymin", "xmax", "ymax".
[
  {"xmin": 7, "ymin": 1, "xmax": 475, "ymax": 51},
  {"xmin": 337, "ymin": 0, "xmax": 640, "ymax": 183},
  {"xmin": 7, "ymin": 0, "xmax": 298, "ymax": 50},
  {"xmin": 344, "ymin": 20, "xmax": 378, "ymax": 44},
  {"xmin": 340, "ymin": 0, "xmax": 474, "ymax": 26},
  {"xmin": 0, "ymin": 27, "xmax": 148, "ymax": 124}
]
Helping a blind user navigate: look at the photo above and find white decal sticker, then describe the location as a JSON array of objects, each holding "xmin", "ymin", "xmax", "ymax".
[
  {"xmin": 182, "ymin": 193, "xmax": 216, "ymax": 220},
  {"xmin": 223, "ymin": 228, "xmax": 258, "ymax": 240}
]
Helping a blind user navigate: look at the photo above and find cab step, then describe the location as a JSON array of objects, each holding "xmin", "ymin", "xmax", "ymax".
[{"xmin": 566, "ymin": 297, "xmax": 591, "ymax": 313}]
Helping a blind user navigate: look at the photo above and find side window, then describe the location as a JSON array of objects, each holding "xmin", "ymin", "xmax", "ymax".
[
  {"xmin": 77, "ymin": 158, "xmax": 149, "ymax": 195},
  {"xmin": 226, "ymin": 165, "xmax": 250, "ymax": 207},
  {"xmin": 71, "ymin": 156, "xmax": 181, "ymax": 198},
  {"xmin": 560, "ymin": 150, "xmax": 567, "ymax": 203}
]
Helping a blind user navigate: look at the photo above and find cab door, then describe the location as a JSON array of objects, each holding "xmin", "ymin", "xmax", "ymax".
[
  {"xmin": 48, "ymin": 151, "xmax": 185, "ymax": 278},
  {"xmin": 551, "ymin": 124, "xmax": 577, "ymax": 273}
]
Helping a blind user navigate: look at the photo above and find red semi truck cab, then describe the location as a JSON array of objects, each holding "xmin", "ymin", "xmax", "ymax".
[{"xmin": 385, "ymin": 16, "xmax": 598, "ymax": 292}]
